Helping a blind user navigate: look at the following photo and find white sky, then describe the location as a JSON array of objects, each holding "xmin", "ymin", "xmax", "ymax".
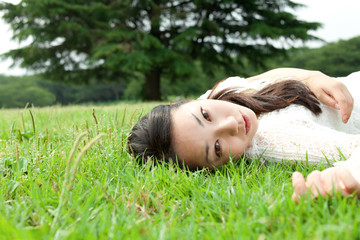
[{"xmin": 0, "ymin": 0, "xmax": 359, "ymax": 75}]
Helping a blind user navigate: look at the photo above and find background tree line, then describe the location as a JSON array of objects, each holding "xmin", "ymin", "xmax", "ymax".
[
  {"xmin": 266, "ymin": 36, "xmax": 360, "ymax": 77},
  {"xmin": 1, "ymin": 36, "xmax": 359, "ymax": 108},
  {"xmin": 0, "ymin": 0, "xmax": 320, "ymax": 101},
  {"xmin": 0, "ymin": 0, "xmax": 359, "ymax": 108}
]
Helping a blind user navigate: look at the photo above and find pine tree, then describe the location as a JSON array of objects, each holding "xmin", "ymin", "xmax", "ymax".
[{"xmin": 0, "ymin": 0, "xmax": 320, "ymax": 100}]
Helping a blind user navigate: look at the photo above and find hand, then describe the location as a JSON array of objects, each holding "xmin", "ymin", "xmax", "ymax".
[
  {"xmin": 305, "ymin": 72, "xmax": 354, "ymax": 123},
  {"xmin": 246, "ymin": 68, "xmax": 354, "ymax": 123},
  {"xmin": 292, "ymin": 165, "xmax": 360, "ymax": 203}
]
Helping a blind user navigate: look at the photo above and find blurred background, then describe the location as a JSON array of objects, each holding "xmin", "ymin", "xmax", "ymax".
[{"xmin": 0, "ymin": 0, "xmax": 359, "ymax": 108}]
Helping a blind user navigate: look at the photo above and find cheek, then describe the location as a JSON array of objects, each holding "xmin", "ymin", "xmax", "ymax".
[
  {"xmin": 228, "ymin": 139, "xmax": 247, "ymax": 157},
  {"xmin": 214, "ymin": 157, "xmax": 230, "ymax": 168},
  {"xmin": 174, "ymin": 140, "xmax": 202, "ymax": 167}
]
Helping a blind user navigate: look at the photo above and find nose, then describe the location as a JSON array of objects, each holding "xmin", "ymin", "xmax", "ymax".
[{"xmin": 216, "ymin": 116, "xmax": 238, "ymax": 136}]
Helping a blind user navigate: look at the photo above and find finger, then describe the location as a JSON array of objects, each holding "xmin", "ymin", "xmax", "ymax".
[
  {"xmin": 305, "ymin": 170, "xmax": 326, "ymax": 198},
  {"xmin": 337, "ymin": 93, "xmax": 353, "ymax": 123},
  {"xmin": 318, "ymin": 87, "xmax": 350, "ymax": 123},
  {"xmin": 320, "ymin": 167, "xmax": 351, "ymax": 196},
  {"xmin": 340, "ymin": 89, "xmax": 354, "ymax": 123},
  {"xmin": 317, "ymin": 91, "xmax": 339, "ymax": 109},
  {"xmin": 320, "ymin": 167, "xmax": 339, "ymax": 196},
  {"xmin": 328, "ymin": 87, "xmax": 354, "ymax": 123},
  {"xmin": 292, "ymin": 172, "xmax": 307, "ymax": 203},
  {"xmin": 324, "ymin": 90, "xmax": 349, "ymax": 122},
  {"xmin": 339, "ymin": 167, "xmax": 360, "ymax": 197}
]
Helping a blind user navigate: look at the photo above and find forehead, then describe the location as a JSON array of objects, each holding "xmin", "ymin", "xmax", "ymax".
[{"xmin": 171, "ymin": 101, "xmax": 209, "ymax": 168}]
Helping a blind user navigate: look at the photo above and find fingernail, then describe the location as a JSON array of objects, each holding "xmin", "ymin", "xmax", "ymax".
[
  {"xmin": 334, "ymin": 104, "xmax": 340, "ymax": 109},
  {"xmin": 339, "ymin": 180, "xmax": 346, "ymax": 191},
  {"xmin": 292, "ymin": 173, "xmax": 302, "ymax": 183},
  {"xmin": 343, "ymin": 114, "xmax": 348, "ymax": 123}
]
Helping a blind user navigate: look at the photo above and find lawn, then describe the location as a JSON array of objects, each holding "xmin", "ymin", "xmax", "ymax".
[{"xmin": 0, "ymin": 103, "xmax": 359, "ymax": 239}]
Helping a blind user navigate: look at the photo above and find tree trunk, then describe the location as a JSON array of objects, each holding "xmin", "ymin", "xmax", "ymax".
[{"xmin": 143, "ymin": 67, "xmax": 162, "ymax": 101}]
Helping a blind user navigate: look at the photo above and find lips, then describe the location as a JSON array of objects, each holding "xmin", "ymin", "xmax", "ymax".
[{"xmin": 242, "ymin": 113, "xmax": 251, "ymax": 134}]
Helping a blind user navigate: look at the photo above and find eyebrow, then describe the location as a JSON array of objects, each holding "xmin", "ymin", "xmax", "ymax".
[
  {"xmin": 191, "ymin": 113, "xmax": 204, "ymax": 127},
  {"xmin": 205, "ymin": 143, "xmax": 210, "ymax": 164}
]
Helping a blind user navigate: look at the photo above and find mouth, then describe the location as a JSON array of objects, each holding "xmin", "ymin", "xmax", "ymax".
[{"xmin": 242, "ymin": 113, "xmax": 251, "ymax": 134}]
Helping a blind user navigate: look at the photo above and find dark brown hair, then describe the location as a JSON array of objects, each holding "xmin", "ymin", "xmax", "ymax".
[
  {"xmin": 127, "ymin": 101, "xmax": 185, "ymax": 165},
  {"xmin": 128, "ymin": 80, "xmax": 321, "ymax": 168},
  {"xmin": 208, "ymin": 80, "xmax": 322, "ymax": 116}
]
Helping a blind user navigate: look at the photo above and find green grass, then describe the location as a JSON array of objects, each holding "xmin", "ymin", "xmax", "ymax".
[{"xmin": 0, "ymin": 103, "xmax": 359, "ymax": 239}]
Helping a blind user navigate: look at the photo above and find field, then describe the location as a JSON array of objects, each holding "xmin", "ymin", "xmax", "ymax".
[{"xmin": 0, "ymin": 103, "xmax": 359, "ymax": 239}]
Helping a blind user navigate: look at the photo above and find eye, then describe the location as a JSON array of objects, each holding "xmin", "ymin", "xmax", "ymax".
[
  {"xmin": 201, "ymin": 107, "xmax": 210, "ymax": 121},
  {"xmin": 214, "ymin": 140, "xmax": 221, "ymax": 158}
]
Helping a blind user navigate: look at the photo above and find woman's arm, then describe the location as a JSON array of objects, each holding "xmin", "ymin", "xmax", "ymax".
[
  {"xmin": 292, "ymin": 164, "xmax": 360, "ymax": 203},
  {"xmin": 247, "ymin": 68, "xmax": 354, "ymax": 123}
]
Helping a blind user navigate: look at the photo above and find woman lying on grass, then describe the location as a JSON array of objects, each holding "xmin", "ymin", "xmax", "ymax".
[{"xmin": 128, "ymin": 68, "xmax": 360, "ymax": 201}]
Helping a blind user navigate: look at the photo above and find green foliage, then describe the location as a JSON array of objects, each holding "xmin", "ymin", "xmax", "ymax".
[
  {"xmin": 0, "ymin": 75, "xmax": 55, "ymax": 108},
  {"xmin": 0, "ymin": 0, "xmax": 321, "ymax": 100},
  {"xmin": 0, "ymin": 74, "xmax": 125, "ymax": 108},
  {"xmin": 2, "ymin": 35, "xmax": 358, "ymax": 108},
  {"xmin": 161, "ymin": 61, "xmax": 225, "ymax": 98},
  {"xmin": 40, "ymin": 80, "xmax": 125, "ymax": 105},
  {"xmin": 0, "ymin": 103, "xmax": 359, "ymax": 239},
  {"xmin": 265, "ymin": 36, "xmax": 360, "ymax": 77},
  {"xmin": 123, "ymin": 77, "xmax": 145, "ymax": 100}
]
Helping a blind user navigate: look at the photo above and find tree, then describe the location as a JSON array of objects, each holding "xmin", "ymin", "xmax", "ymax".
[
  {"xmin": 265, "ymin": 36, "xmax": 360, "ymax": 77},
  {"xmin": 0, "ymin": 0, "xmax": 321, "ymax": 100}
]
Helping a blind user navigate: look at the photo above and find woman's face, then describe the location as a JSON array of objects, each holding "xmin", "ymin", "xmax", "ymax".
[{"xmin": 171, "ymin": 99, "xmax": 258, "ymax": 169}]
